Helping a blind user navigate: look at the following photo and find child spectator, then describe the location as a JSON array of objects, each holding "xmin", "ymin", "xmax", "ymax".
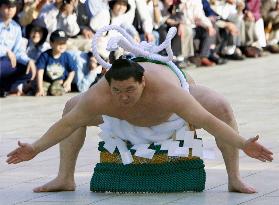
[
  {"xmin": 35, "ymin": 29, "xmax": 77, "ymax": 96},
  {"xmin": 26, "ymin": 25, "xmax": 50, "ymax": 61},
  {"xmin": 0, "ymin": 0, "xmax": 36, "ymax": 97}
]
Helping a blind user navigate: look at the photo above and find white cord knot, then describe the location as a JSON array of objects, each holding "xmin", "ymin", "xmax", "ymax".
[
  {"xmin": 106, "ymin": 37, "xmax": 122, "ymax": 52},
  {"xmin": 92, "ymin": 25, "xmax": 177, "ymax": 70}
]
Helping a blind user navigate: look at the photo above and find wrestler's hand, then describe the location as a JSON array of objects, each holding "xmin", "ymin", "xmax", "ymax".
[
  {"xmin": 6, "ymin": 141, "xmax": 38, "ymax": 164},
  {"xmin": 243, "ymin": 135, "xmax": 273, "ymax": 162}
]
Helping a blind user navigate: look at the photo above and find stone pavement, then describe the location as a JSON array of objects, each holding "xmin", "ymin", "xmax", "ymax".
[{"xmin": 0, "ymin": 54, "xmax": 279, "ymax": 205}]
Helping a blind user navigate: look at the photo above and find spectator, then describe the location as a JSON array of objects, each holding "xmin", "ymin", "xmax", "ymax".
[
  {"xmin": 245, "ymin": 0, "xmax": 266, "ymax": 49},
  {"xmin": 261, "ymin": 0, "xmax": 279, "ymax": 53},
  {"xmin": 76, "ymin": 0, "xmax": 108, "ymax": 39},
  {"xmin": 18, "ymin": 0, "xmax": 48, "ymax": 27},
  {"xmin": 210, "ymin": 0, "xmax": 245, "ymax": 60},
  {"xmin": 180, "ymin": 0, "xmax": 216, "ymax": 66},
  {"xmin": 90, "ymin": 0, "xmax": 140, "ymax": 59},
  {"xmin": 71, "ymin": 51, "xmax": 105, "ymax": 92},
  {"xmin": 35, "ymin": 29, "xmax": 77, "ymax": 96},
  {"xmin": 149, "ymin": 0, "xmax": 187, "ymax": 68},
  {"xmin": 32, "ymin": 0, "xmax": 80, "ymax": 38},
  {"xmin": 26, "ymin": 25, "xmax": 50, "ymax": 61},
  {"xmin": 129, "ymin": 0, "xmax": 158, "ymax": 43},
  {"xmin": 202, "ymin": 0, "xmax": 228, "ymax": 64},
  {"xmin": 86, "ymin": 0, "xmax": 109, "ymax": 18},
  {"xmin": 106, "ymin": 0, "xmax": 139, "ymax": 42},
  {"xmin": 0, "ymin": 0, "xmax": 36, "ymax": 97},
  {"xmin": 66, "ymin": 0, "xmax": 111, "ymax": 51}
]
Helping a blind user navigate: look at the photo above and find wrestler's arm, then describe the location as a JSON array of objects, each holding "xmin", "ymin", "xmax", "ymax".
[
  {"xmin": 6, "ymin": 90, "xmax": 102, "ymax": 164},
  {"xmin": 32, "ymin": 93, "xmax": 99, "ymax": 153},
  {"xmin": 170, "ymin": 87, "xmax": 273, "ymax": 161}
]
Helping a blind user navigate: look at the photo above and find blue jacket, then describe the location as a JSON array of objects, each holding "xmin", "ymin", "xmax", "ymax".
[{"xmin": 0, "ymin": 18, "xmax": 30, "ymax": 65}]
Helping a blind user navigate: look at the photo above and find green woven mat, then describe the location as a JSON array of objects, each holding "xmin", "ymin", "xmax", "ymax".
[{"xmin": 90, "ymin": 159, "xmax": 206, "ymax": 193}]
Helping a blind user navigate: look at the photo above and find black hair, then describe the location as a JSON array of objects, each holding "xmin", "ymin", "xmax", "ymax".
[
  {"xmin": 108, "ymin": 0, "xmax": 130, "ymax": 13},
  {"xmin": 25, "ymin": 25, "xmax": 48, "ymax": 46},
  {"xmin": 105, "ymin": 58, "xmax": 144, "ymax": 85},
  {"xmin": 87, "ymin": 51, "xmax": 93, "ymax": 58}
]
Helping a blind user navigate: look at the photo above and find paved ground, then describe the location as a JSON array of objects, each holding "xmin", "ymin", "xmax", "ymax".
[{"xmin": 0, "ymin": 54, "xmax": 279, "ymax": 205}]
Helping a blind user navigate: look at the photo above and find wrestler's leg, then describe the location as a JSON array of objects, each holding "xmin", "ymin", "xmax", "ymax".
[
  {"xmin": 189, "ymin": 84, "xmax": 256, "ymax": 193},
  {"xmin": 33, "ymin": 94, "xmax": 103, "ymax": 192}
]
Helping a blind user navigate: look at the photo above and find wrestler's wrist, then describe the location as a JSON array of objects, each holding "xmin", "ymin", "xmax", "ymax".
[
  {"xmin": 31, "ymin": 142, "xmax": 43, "ymax": 154},
  {"xmin": 238, "ymin": 137, "xmax": 246, "ymax": 150}
]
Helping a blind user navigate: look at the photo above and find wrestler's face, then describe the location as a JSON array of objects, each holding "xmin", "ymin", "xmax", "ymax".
[{"xmin": 110, "ymin": 77, "xmax": 145, "ymax": 107}]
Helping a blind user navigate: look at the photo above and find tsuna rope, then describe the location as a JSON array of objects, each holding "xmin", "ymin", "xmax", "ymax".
[{"xmin": 91, "ymin": 25, "xmax": 189, "ymax": 90}]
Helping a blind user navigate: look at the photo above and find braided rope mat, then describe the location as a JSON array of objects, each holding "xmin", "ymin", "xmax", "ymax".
[{"xmin": 90, "ymin": 142, "xmax": 206, "ymax": 193}]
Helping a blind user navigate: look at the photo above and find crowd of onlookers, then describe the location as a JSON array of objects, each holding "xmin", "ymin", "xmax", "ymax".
[{"xmin": 0, "ymin": 0, "xmax": 278, "ymax": 97}]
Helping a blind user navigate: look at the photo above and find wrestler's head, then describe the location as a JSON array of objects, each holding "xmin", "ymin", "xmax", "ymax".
[{"xmin": 105, "ymin": 59, "xmax": 145, "ymax": 106}]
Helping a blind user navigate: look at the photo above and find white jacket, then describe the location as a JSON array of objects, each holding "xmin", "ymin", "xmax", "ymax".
[{"xmin": 180, "ymin": 0, "xmax": 212, "ymax": 28}]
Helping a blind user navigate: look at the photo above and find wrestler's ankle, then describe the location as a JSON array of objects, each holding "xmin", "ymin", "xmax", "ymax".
[
  {"xmin": 228, "ymin": 174, "xmax": 241, "ymax": 183},
  {"xmin": 56, "ymin": 173, "xmax": 75, "ymax": 183}
]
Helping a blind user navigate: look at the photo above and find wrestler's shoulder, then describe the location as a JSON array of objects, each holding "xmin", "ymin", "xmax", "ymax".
[
  {"xmin": 140, "ymin": 63, "xmax": 181, "ymax": 85},
  {"xmin": 80, "ymin": 79, "xmax": 111, "ymax": 106}
]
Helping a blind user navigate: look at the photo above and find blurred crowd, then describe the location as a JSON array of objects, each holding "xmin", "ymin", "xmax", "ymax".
[{"xmin": 0, "ymin": 0, "xmax": 279, "ymax": 97}]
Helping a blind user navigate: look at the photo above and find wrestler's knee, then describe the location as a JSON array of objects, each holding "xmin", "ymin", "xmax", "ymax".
[{"xmin": 215, "ymin": 98, "xmax": 234, "ymax": 123}]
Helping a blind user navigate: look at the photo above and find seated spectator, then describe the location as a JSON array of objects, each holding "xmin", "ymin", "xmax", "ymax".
[
  {"xmin": 67, "ymin": 0, "xmax": 109, "ymax": 51},
  {"xmin": 233, "ymin": 0, "xmax": 264, "ymax": 58},
  {"xmin": 18, "ymin": 0, "xmax": 48, "ymax": 27},
  {"xmin": 202, "ymin": 0, "xmax": 228, "ymax": 65},
  {"xmin": 180, "ymin": 0, "xmax": 216, "ymax": 67},
  {"xmin": 131, "ymin": 0, "xmax": 158, "ymax": 44},
  {"xmin": 210, "ymin": 0, "xmax": 245, "ymax": 60},
  {"xmin": 90, "ymin": 0, "xmax": 140, "ymax": 59},
  {"xmin": 26, "ymin": 25, "xmax": 50, "ymax": 61},
  {"xmin": 71, "ymin": 51, "xmax": 105, "ymax": 92},
  {"xmin": 32, "ymin": 0, "xmax": 80, "ymax": 39},
  {"xmin": 148, "ymin": 0, "xmax": 187, "ymax": 68},
  {"xmin": 261, "ymin": 0, "xmax": 279, "ymax": 53},
  {"xmin": 0, "ymin": 0, "xmax": 36, "ymax": 97},
  {"xmin": 35, "ymin": 30, "xmax": 77, "ymax": 96},
  {"xmin": 245, "ymin": 0, "xmax": 266, "ymax": 50}
]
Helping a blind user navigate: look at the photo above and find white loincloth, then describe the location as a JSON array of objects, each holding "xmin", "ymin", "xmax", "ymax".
[{"xmin": 99, "ymin": 113, "xmax": 203, "ymax": 164}]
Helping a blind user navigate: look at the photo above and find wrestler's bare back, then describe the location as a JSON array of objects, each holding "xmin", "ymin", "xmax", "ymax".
[{"xmin": 79, "ymin": 62, "xmax": 186, "ymax": 127}]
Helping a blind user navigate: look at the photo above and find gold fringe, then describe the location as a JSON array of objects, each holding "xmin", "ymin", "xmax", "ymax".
[{"xmin": 100, "ymin": 151, "xmax": 199, "ymax": 164}]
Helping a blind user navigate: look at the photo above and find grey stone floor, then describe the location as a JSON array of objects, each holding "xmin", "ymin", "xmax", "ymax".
[{"xmin": 0, "ymin": 54, "xmax": 279, "ymax": 205}]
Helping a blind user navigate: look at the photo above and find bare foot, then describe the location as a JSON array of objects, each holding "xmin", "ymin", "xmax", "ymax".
[
  {"xmin": 228, "ymin": 178, "xmax": 257, "ymax": 194},
  {"xmin": 33, "ymin": 176, "xmax": 76, "ymax": 192}
]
